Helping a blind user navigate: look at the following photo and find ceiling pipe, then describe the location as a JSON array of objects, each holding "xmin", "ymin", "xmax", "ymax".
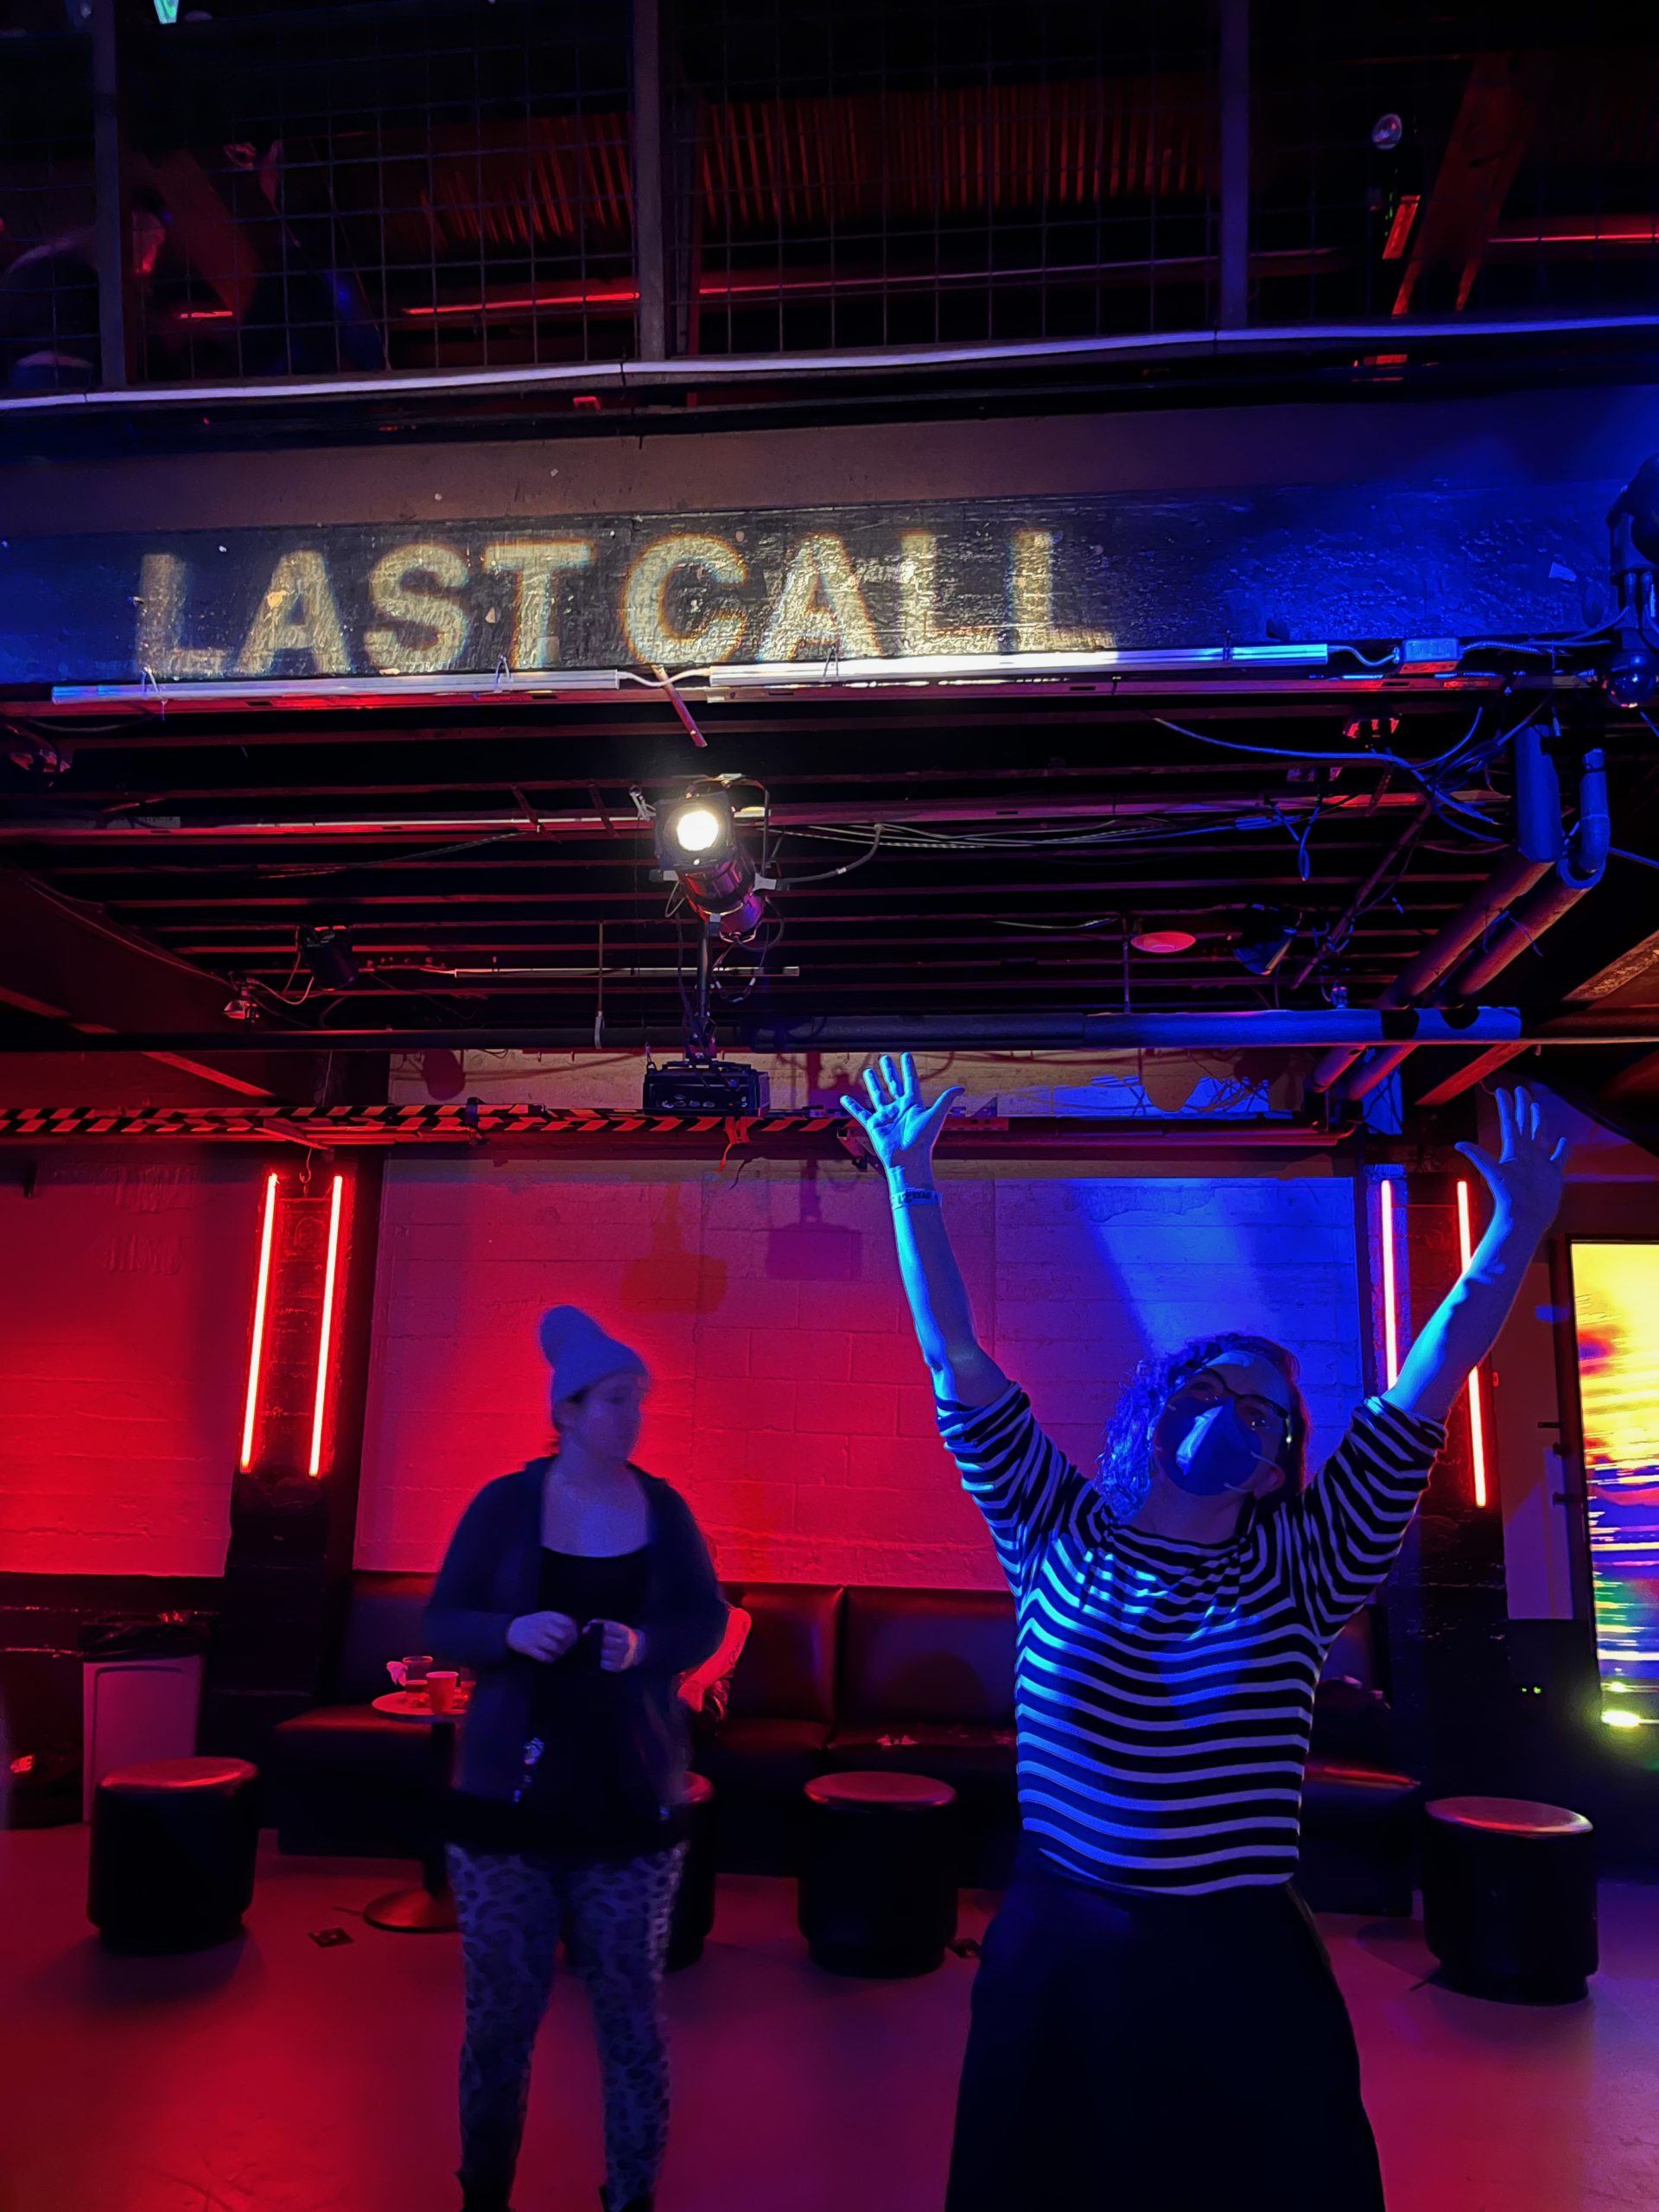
[
  {"xmin": 1305, "ymin": 850, "xmax": 1551, "ymax": 1091},
  {"xmin": 1370, "ymin": 747, "xmax": 1613, "ymax": 1106},
  {"xmin": 1307, "ymin": 715, "xmax": 1567, "ymax": 1093},
  {"xmin": 11, "ymin": 1008, "xmax": 1659, "ymax": 1053},
  {"xmin": 0, "ymin": 793, "xmax": 1416, "ymax": 842},
  {"xmin": 5, "ymin": 311, "xmax": 1659, "ymax": 418}
]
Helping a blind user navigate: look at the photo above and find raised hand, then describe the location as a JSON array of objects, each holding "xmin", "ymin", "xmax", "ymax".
[
  {"xmin": 839, "ymin": 1052, "xmax": 963, "ymax": 1181},
  {"xmin": 1456, "ymin": 1084, "xmax": 1567, "ymax": 1236}
]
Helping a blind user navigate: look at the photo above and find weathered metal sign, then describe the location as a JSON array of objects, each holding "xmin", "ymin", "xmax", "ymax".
[{"xmin": 0, "ymin": 484, "xmax": 1603, "ymax": 687}]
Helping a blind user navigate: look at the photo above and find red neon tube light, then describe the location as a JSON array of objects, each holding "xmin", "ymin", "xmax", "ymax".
[
  {"xmin": 308, "ymin": 1174, "xmax": 346, "ymax": 1478},
  {"xmin": 1379, "ymin": 1177, "xmax": 1400, "ymax": 1388},
  {"xmin": 239, "ymin": 1173, "xmax": 279, "ymax": 1471},
  {"xmin": 1456, "ymin": 1179, "xmax": 1490, "ymax": 1506}
]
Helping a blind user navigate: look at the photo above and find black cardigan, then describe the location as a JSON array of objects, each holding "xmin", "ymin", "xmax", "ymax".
[{"xmin": 423, "ymin": 1459, "xmax": 727, "ymax": 1815}]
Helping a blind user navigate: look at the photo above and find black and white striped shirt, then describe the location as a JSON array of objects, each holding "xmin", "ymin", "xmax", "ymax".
[{"xmin": 938, "ymin": 1385, "xmax": 1446, "ymax": 1895}]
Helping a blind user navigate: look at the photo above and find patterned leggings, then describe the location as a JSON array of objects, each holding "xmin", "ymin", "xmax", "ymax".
[{"xmin": 448, "ymin": 1841, "xmax": 685, "ymax": 2209}]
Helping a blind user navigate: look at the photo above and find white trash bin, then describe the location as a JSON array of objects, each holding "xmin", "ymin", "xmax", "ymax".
[{"xmin": 81, "ymin": 1656, "xmax": 206, "ymax": 1821}]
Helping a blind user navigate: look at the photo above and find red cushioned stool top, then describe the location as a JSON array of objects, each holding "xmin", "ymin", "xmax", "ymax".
[
  {"xmin": 805, "ymin": 1770, "xmax": 957, "ymax": 1810},
  {"xmin": 1426, "ymin": 1795, "xmax": 1592, "ymax": 1837},
  {"xmin": 99, "ymin": 1758, "xmax": 259, "ymax": 1794}
]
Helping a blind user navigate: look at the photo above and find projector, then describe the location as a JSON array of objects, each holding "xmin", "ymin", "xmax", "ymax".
[{"xmin": 642, "ymin": 1060, "xmax": 770, "ymax": 1115}]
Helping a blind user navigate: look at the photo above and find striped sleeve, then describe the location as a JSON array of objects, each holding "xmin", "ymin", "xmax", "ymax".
[
  {"xmin": 1281, "ymin": 1395, "xmax": 1446, "ymax": 1637},
  {"xmin": 936, "ymin": 1383, "xmax": 1095, "ymax": 1586}
]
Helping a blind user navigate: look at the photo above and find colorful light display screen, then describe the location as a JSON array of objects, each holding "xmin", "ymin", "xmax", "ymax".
[{"xmin": 1572, "ymin": 1242, "xmax": 1659, "ymax": 1709}]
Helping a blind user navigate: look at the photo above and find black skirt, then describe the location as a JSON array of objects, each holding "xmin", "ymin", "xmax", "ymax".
[{"xmin": 946, "ymin": 1840, "xmax": 1386, "ymax": 2212}]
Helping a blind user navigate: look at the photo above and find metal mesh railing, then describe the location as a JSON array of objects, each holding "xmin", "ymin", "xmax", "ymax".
[
  {"xmin": 674, "ymin": 0, "xmax": 1220, "ymax": 353},
  {"xmin": 120, "ymin": 0, "xmax": 632, "ymax": 381},
  {"xmin": 0, "ymin": 8, "xmax": 98, "ymax": 391},
  {"xmin": 2, "ymin": 0, "xmax": 1657, "ymax": 393}
]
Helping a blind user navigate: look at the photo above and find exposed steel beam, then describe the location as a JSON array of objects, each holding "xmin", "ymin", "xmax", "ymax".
[{"xmin": 1393, "ymin": 53, "xmax": 1545, "ymax": 316}]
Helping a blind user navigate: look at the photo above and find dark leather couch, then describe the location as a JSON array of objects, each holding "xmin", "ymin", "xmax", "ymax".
[{"xmin": 269, "ymin": 1574, "xmax": 1419, "ymax": 1909}]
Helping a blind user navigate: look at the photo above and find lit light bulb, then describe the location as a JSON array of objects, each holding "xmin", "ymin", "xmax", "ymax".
[
  {"xmin": 1601, "ymin": 1707, "xmax": 1644, "ymax": 1730},
  {"xmin": 673, "ymin": 806, "xmax": 723, "ymax": 855}
]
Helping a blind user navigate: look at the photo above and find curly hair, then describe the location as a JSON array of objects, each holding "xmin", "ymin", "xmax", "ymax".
[{"xmin": 1094, "ymin": 1332, "xmax": 1311, "ymax": 1522}]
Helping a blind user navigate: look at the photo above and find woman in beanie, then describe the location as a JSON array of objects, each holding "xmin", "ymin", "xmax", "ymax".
[{"xmin": 426, "ymin": 1307, "xmax": 728, "ymax": 2212}]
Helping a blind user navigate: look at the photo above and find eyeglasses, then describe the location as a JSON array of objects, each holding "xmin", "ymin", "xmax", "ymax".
[{"xmin": 1175, "ymin": 1370, "xmax": 1293, "ymax": 1461}]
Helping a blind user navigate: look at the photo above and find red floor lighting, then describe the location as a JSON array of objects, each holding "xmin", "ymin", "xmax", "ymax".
[
  {"xmin": 239, "ymin": 1172, "xmax": 279, "ymax": 1471},
  {"xmin": 308, "ymin": 1174, "xmax": 346, "ymax": 1478}
]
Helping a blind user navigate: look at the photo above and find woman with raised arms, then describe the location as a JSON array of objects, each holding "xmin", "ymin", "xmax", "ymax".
[{"xmin": 842, "ymin": 1059, "xmax": 1566, "ymax": 2212}]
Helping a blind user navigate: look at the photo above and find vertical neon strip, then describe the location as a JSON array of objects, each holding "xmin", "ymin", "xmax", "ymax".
[
  {"xmin": 239, "ymin": 1173, "xmax": 279, "ymax": 1471},
  {"xmin": 308, "ymin": 1175, "xmax": 345, "ymax": 1478},
  {"xmin": 1379, "ymin": 1177, "xmax": 1400, "ymax": 1389},
  {"xmin": 1457, "ymin": 1179, "xmax": 1490, "ymax": 1506}
]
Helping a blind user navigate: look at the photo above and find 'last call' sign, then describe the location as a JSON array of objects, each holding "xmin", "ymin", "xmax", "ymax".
[
  {"xmin": 0, "ymin": 486, "xmax": 1591, "ymax": 687},
  {"xmin": 131, "ymin": 507, "xmax": 1105, "ymax": 681}
]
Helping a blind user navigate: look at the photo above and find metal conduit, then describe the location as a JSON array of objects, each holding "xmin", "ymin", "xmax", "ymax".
[
  {"xmin": 1338, "ymin": 748, "xmax": 1611, "ymax": 1103},
  {"xmin": 1306, "ymin": 851, "xmax": 1553, "ymax": 1092}
]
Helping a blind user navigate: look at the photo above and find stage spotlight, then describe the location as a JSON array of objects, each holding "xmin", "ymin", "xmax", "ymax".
[
  {"xmin": 1130, "ymin": 922, "xmax": 1198, "ymax": 955},
  {"xmin": 223, "ymin": 977, "xmax": 259, "ymax": 1021},
  {"xmin": 299, "ymin": 925, "xmax": 360, "ymax": 992},
  {"xmin": 655, "ymin": 785, "xmax": 772, "ymax": 943},
  {"xmin": 1232, "ymin": 908, "xmax": 1297, "ymax": 976},
  {"xmin": 671, "ymin": 804, "xmax": 724, "ymax": 855}
]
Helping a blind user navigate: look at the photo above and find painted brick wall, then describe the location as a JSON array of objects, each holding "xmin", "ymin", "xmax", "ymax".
[
  {"xmin": 358, "ymin": 1159, "xmax": 1364, "ymax": 1586},
  {"xmin": 0, "ymin": 1155, "xmax": 263, "ymax": 1575}
]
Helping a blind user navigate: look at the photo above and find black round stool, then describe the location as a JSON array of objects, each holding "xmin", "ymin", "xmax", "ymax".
[
  {"xmin": 89, "ymin": 1756, "xmax": 260, "ymax": 1955},
  {"xmin": 798, "ymin": 1770, "xmax": 958, "ymax": 1978},
  {"xmin": 1423, "ymin": 1795, "xmax": 1597, "ymax": 2003},
  {"xmin": 667, "ymin": 1771, "xmax": 717, "ymax": 1973}
]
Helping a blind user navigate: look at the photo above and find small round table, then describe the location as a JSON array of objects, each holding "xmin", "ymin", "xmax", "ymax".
[{"xmin": 365, "ymin": 1689, "xmax": 470, "ymax": 1933}]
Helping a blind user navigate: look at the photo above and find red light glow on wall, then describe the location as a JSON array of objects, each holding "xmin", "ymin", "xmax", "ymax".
[
  {"xmin": 239, "ymin": 1172, "xmax": 280, "ymax": 1471},
  {"xmin": 1455, "ymin": 1179, "xmax": 1490, "ymax": 1506},
  {"xmin": 308, "ymin": 1174, "xmax": 346, "ymax": 1478}
]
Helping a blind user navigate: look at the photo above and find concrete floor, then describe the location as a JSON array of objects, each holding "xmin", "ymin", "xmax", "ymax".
[{"xmin": 3, "ymin": 1826, "xmax": 1657, "ymax": 2212}]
